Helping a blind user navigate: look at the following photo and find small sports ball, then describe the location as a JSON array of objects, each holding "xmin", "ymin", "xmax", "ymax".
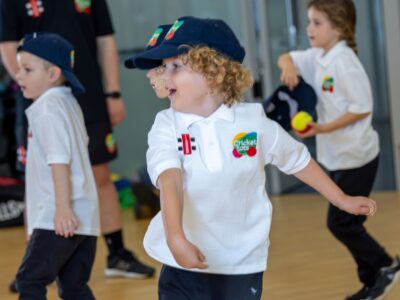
[{"xmin": 291, "ymin": 111, "xmax": 313, "ymax": 133}]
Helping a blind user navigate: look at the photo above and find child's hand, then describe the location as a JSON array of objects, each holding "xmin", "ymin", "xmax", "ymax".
[
  {"xmin": 280, "ymin": 66, "xmax": 299, "ymax": 91},
  {"xmin": 294, "ymin": 122, "xmax": 317, "ymax": 138},
  {"xmin": 338, "ymin": 195, "xmax": 377, "ymax": 216},
  {"xmin": 294, "ymin": 122, "xmax": 328, "ymax": 138},
  {"xmin": 168, "ymin": 236, "xmax": 208, "ymax": 270},
  {"xmin": 54, "ymin": 207, "xmax": 79, "ymax": 238}
]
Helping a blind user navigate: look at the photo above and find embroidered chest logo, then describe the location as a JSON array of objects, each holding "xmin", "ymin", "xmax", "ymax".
[
  {"xmin": 232, "ymin": 132, "xmax": 257, "ymax": 158},
  {"xmin": 25, "ymin": 0, "xmax": 44, "ymax": 18},
  {"xmin": 74, "ymin": 0, "xmax": 91, "ymax": 14},
  {"xmin": 322, "ymin": 76, "xmax": 334, "ymax": 93},
  {"xmin": 165, "ymin": 20, "xmax": 184, "ymax": 40},
  {"xmin": 178, "ymin": 134, "xmax": 196, "ymax": 155}
]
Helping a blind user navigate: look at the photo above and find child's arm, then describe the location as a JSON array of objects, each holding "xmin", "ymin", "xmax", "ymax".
[
  {"xmin": 51, "ymin": 163, "xmax": 79, "ymax": 238},
  {"xmin": 296, "ymin": 112, "xmax": 371, "ymax": 138},
  {"xmin": 158, "ymin": 168, "xmax": 208, "ymax": 269},
  {"xmin": 294, "ymin": 159, "xmax": 376, "ymax": 216},
  {"xmin": 278, "ymin": 53, "xmax": 300, "ymax": 90}
]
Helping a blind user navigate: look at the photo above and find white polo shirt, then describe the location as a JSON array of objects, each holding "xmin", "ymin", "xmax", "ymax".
[
  {"xmin": 25, "ymin": 87, "xmax": 100, "ymax": 236},
  {"xmin": 144, "ymin": 103, "xmax": 310, "ymax": 274},
  {"xmin": 290, "ymin": 41, "xmax": 379, "ymax": 171}
]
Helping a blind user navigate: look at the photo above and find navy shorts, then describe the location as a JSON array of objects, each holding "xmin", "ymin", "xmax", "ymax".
[
  {"xmin": 17, "ymin": 229, "xmax": 97, "ymax": 300},
  {"xmin": 86, "ymin": 122, "xmax": 118, "ymax": 165},
  {"xmin": 158, "ymin": 265, "xmax": 264, "ymax": 300}
]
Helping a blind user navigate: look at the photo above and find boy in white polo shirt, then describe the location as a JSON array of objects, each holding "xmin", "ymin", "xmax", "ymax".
[
  {"xmin": 126, "ymin": 16, "xmax": 377, "ymax": 300},
  {"xmin": 278, "ymin": 1, "xmax": 400, "ymax": 299},
  {"xmin": 15, "ymin": 32, "xmax": 99, "ymax": 299}
]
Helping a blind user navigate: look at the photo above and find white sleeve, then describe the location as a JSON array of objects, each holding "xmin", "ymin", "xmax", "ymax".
[
  {"xmin": 33, "ymin": 114, "xmax": 71, "ymax": 164},
  {"xmin": 262, "ymin": 117, "xmax": 311, "ymax": 174},
  {"xmin": 147, "ymin": 112, "xmax": 182, "ymax": 187},
  {"xmin": 289, "ymin": 48, "xmax": 319, "ymax": 85}
]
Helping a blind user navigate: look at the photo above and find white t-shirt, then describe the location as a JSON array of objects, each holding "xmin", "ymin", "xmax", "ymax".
[
  {"xmin": 145, "ymin": 103, "xmax": 310, "ymax": 274},
  {"xmin": 290, "ymin": 41, "xmax": 379, "ymax": 171},
  {"xmin": 25, "ymin": 87, "xmax": 100, "ymax": 236}
]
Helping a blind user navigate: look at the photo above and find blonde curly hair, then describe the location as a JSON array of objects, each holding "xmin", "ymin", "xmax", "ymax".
[{"xmin": 180, "ymin": 45, "xmax": 254, "ymax": 106}]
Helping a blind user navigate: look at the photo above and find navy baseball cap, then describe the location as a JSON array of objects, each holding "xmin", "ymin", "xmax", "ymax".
[
  {"xmin": 132, "ymin": 16, "xmax": 246, "ymax": 70},
  {"xmin": 263, "ymin": 77, "xmax": 317, "ymax": 131},
  {"xmin": 125, "ymin": 24, "xmax": 172, "ymax": 69},
  {"xmin": 18, "ymin": 32, "xmax": 85, "ymax": 95}
]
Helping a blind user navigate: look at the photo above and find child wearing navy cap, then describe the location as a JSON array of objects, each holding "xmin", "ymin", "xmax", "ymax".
[
  {"xmin": 125, "ymin": 24, "xmax": 171, "ymax": 99},
  {"xmin": 127, "ymin": 16, "xmax": 377, "ymax": 300},
  {"xmin": 15, "ymin": 32, "xmax": 99, "ymax": 299}
]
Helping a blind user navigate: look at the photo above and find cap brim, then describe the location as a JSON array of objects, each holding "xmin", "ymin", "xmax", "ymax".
[
  {"xmin": 124, "ymin": 55, "xmax": 163, "ymax": 70},
  {"xmin": 132, "ymin": 43, "xmax": 189, "ymax": 70},
  {"xmin": 62, "ymin": 69, "xmax": 86, "ymax": 95},
  {"xmin": 124, "ymin": 57, "xmax": 137, "ymax": 69}
]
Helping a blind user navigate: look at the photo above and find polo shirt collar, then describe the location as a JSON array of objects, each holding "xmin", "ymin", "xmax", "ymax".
[
  {"xmin": 176, "ymin": 104, "xmax": 235, "ymax": 129},
  {"xmin": 26, "ymin": 86, "xmax": 71, "ymax": 117},
  {"xmin": 317, "ymin": 40, "xmax": 347, "ymax": 67}
]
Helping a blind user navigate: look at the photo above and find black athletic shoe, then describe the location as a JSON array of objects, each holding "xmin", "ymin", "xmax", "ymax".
[
  {"xmin": 9, "ymin": 279, "xmax": 18, "ymax": 293},
  {"xmin": 345, "ymin": 285, "xmax": 371, "ymax": 300},
  {"xmin": 366, "ymin": 256, "xmax": 400, "ymax": 300},
  {"xmin": 105, "ymin": 249, "xmax": 155, "ymax": 278}
]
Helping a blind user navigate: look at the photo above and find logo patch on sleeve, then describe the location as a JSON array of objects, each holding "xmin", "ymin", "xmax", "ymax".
[
  {"xmin": 105, "ymin": 133, "xmax": 117, "ymax": 154},
  {"xmin": 178, "ymin": 134, "xmax": 196, "ymax": 155},
  {"xmin": 232, "ymin": 132, "xmax": 257, "ymax": 158}
]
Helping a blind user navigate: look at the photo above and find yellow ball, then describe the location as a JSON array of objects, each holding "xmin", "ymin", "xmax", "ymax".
[{"xmin": 291, "ymin": 111, "xmax": 313, "ymax": 132}]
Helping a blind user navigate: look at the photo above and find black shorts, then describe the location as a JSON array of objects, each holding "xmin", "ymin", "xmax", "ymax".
[
  {"xmin": 158, "ymin": 265, "xmax": 263, "ymax": 300},
  {"xmin": 86, "ymin": 122, "xmax": 118, "ymax": 165}
]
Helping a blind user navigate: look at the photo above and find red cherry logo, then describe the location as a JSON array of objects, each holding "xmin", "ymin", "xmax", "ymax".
[
  {"xmin": 233, "ymin": 149, "xmax": 242, "ymax": 158},
  {"xmin": 247, "ymin": 147, "xmax": 257, "ymax": 157}
]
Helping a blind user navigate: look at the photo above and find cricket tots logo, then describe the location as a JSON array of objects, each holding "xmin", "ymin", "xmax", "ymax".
[
  {"xmin": 322, "ymin": 76, "xmax": 334, "ymax": 93},
  {"xmin": 232, "ymin": 132, "xmax": 257, "ymax": 158}
]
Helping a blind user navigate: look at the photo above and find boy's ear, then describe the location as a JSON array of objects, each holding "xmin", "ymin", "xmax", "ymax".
[{"xmin": 48, "ymin": 66, "xmax": 63, "ymax": 83}]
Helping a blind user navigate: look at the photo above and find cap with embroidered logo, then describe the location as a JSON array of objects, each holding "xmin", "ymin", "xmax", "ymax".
[
  {"xmin": 130, "ymin": 16, "xmax": 246, "ymax": 70},
  {"xmin": 125, "ymin": 24, "xmax": 172, "ymax": 69},
  {"xmin": 18, "ymin": 32, "xmax": 85, "ymax": 95}
]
